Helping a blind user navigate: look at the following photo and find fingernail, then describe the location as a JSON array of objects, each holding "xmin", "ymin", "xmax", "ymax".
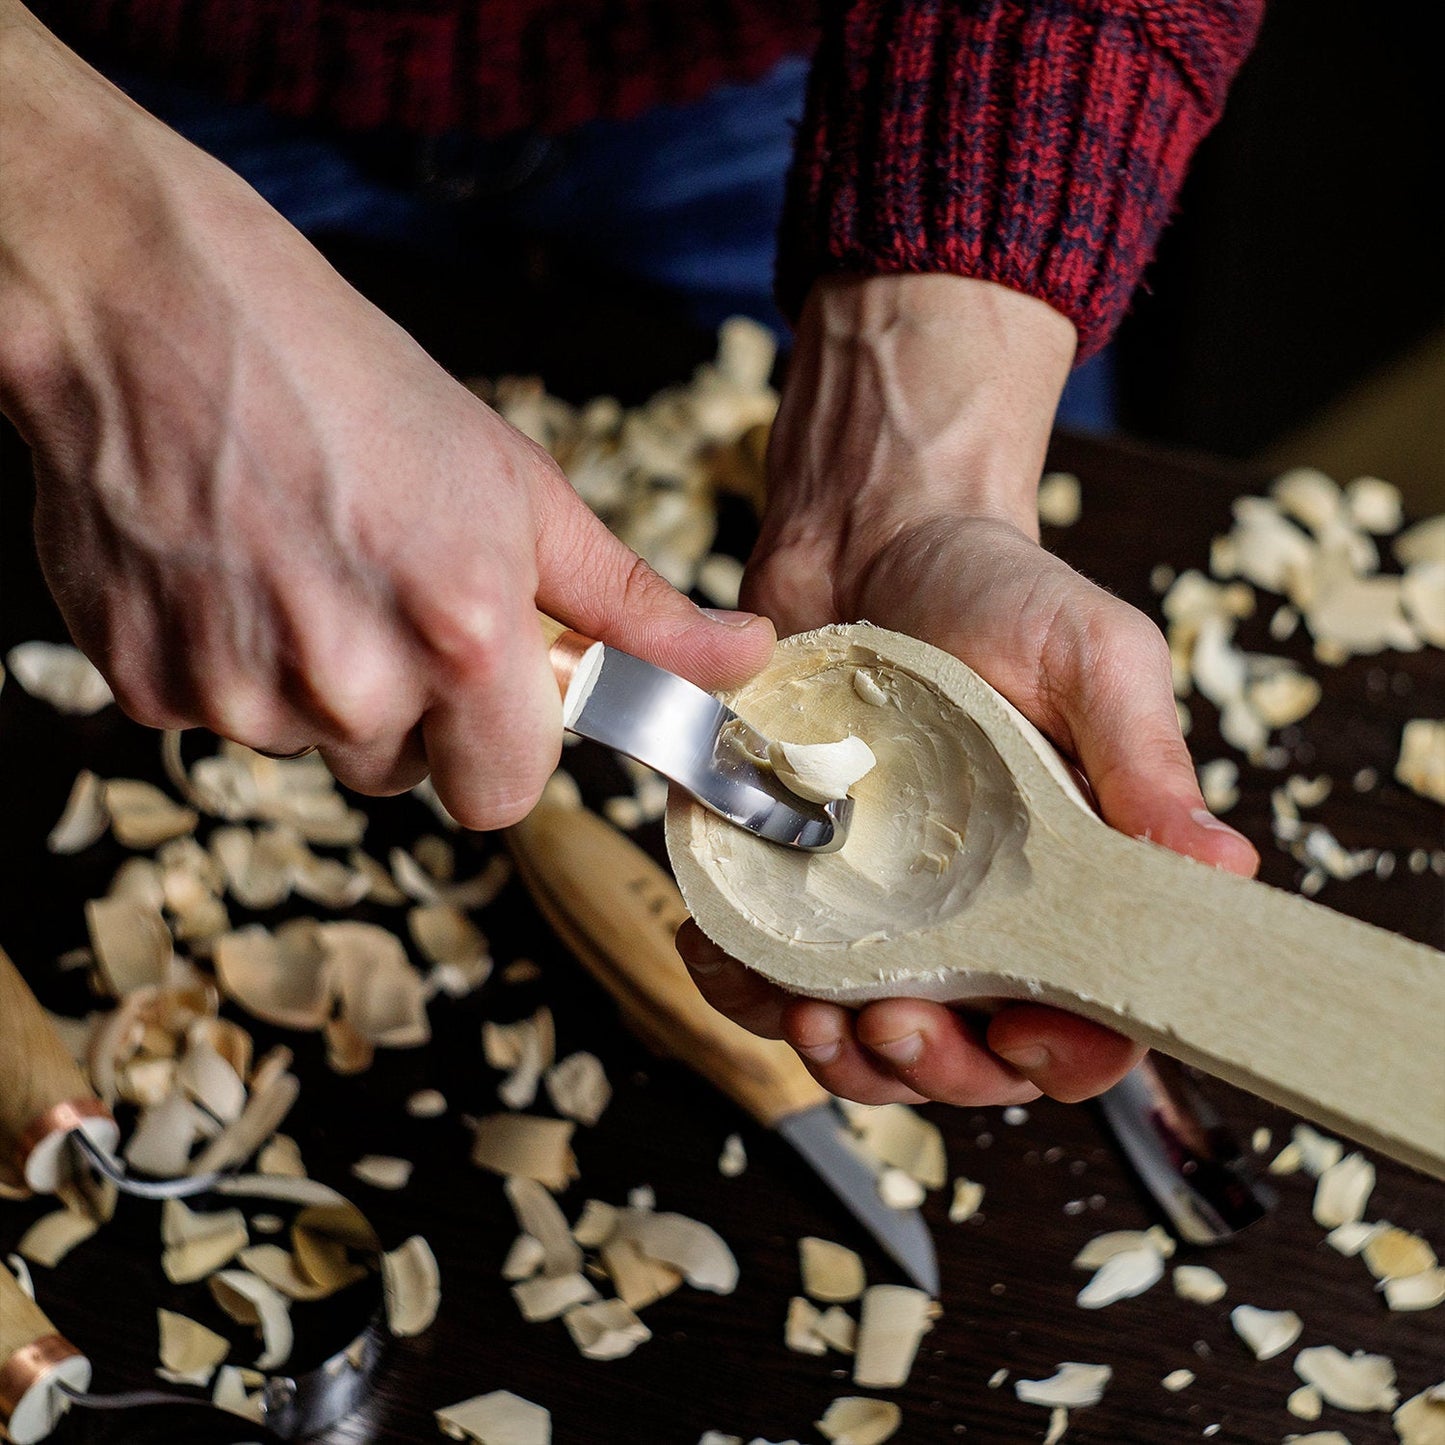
[
  {"xmin": 995, "ymin": 1044, "xmax": 1049, "ymax": 1074},
  {"xmin": 868, "ymin": 1032, "xmax": 923, "ymax": 1066},
  {"xmin": 1190, "ymin": 808, "xmax": 1251, "ymax": 845},
  {"xmin": 797, "ymin": 1038, "xmax": 841, "ymax": 1065},
  {"xmin": 700, "ymin": 607, "xmax": 761, "ymax": 628}
]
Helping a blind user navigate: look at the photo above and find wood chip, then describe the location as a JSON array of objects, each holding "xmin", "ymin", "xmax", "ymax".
[
  {"xmin": 1384, "ymin": 1267, "xmax": 1445, "ymax": 1311},
  {"xmin": 563, "ymin": 1298, "xmax": 652, "ymax": 1360},
  {"xmin": 161, "ymin": 1198, "xmax": 249, "ymax": 1283},
  {"xmin": 1288, "ymin": 1386, "xmax": 1324, "ymax": 1420},
  {"xmin": 1073, "ymin": 1228, "xmax": 1175, "ymax": 1270},
  {"xmin": 435, "ymin": 1390, "xmax": 551, "ymax": 1444},
  {"xmin": 598, "ymin": 1236, "xmax": 683, "ymax": 1310},
  {"xmin": 1312, "ymin": 1151, "xmax": 1376, "ymax": 1229},
  {"xmin": 1394, "ymin": 1384, "xmax": 1445, "ymax": 1445},
  {"xmin": 717, "ymin": 1133, "xmax": 747, "ymax": 1177},
  {"xmin": 503, "ymin": 1177, "xmax": 582, "ymax": 1279},
  {"xmin": 351, "ymin": 1155, "xmax": 413, "ymax": 1191},
  {"xmin": 1162, "ymin": 1370, "xmax": 1195, "ymax": 1393},
  {"xmin": 1037, "ymin": 472, "xmax": 1082, "ymax": 528},
  {"xmin": 1295, "ymin": 1346, "xmax": 1398, "ymax": 1412},
  {"xmin": 501, "ymin": 1235, "xmax": 546, "ymax": 1281},
  {"xmin": 5, "ymin": 641, "xmax": 113, "ymax": 713},
  {"xmin": 213, "ymin": 921, "xmax": 331, "ymax": 1030},
  {"xmin": 208, "ymin": 1269, "xmax": 293, "ymax": 1370},
  {"xmin": 1396, "ymin": 719, "xmax": 1445, "ymax": 805},
  {"xmin": 1395, "ymin": 514, "xmax": 1445, "ymax": 566},
  {"xmin": 17, "ymin": 1207, "xmax": 99, "ymax": 1267},
  {"xmin": 1230, "ymin": 1304, "xmax": 1302, "ymax": 1360},
  {"xmin": 48, "ymin": 770, "xmax": 110, "ymax": 853},
  {"xmin": 86, "ymin": 895, "xmax": 172, "ymax": 997},
  {"xmin": 1014, "ymin": 1363, "xmax": 1112, "ymax": 1409},
  {"xmin": 853, "ymin": 1285, "xmax": 935, "ymax": 1389},
  {"xmin": 156, "ymin": 1308, "xmax": 230, "ymax": 1387},
  {"xmin": 322, "ymin": 921, "xmax": 431, "ymax": 1054},
  {"xmin": 840, "ymin": 1103, "xmax": 946, "ymax": 1189},
  {"xmin": 383, "ymin": 1235, "xmax": 441, "ymax": 1337},
  {"xmin": 1076, "ymin": 1245, "xmax": 1165, "ymax": 1309},
  {"xmin": 410, "ymin": 904, "xmax": 492, "ymax": 993},
  {"xmin": 177, "ymin": 1037, "xmax": 247, "ymax": 1123},
  {"xmin": 103, "ymin": 778, "xmax": 199, "ymax": 850},
  {"xmin": 1402, "ymin": 561, "xmax": 1445, "ymax": 647},
  {"xmin": 407, "ymin": 1089, "xmax": 448, "ymax": 1118},
  {"xmin": 800, "ymin": 1237, "xmax": 866, "ymax": 1303},
  {"xmin": 877, "ymin": 1168, "xmax": 925, "ymax": 1210},
  {"xmin": 544, "ymin": 1052, "xmax": 611, "ymax": 1126},
  {"xmin": 1172, "ymin": 1265, "xmax": 1227, "ymax": 1304},
  {"xmin": 125, "ymin": 1093, "xmax": 207, "ymax": 1178},
  {"xmin": 1362, "ymin": 1226, "xmax": 1436, "ymax": 1281},
  {"xmin": 621, "ymin": 1209, "xmax": 739, "ymax": 1294},
  {"xmin": 571, "ymin": 1200, "xmax": 620, "ymax": 1250},
  {"xmin": 511, "ymin": 1271, "xmax": 598, "ymax": 1323},
  {"xmin": 469, "ymin": 1115, "xmax": 577, "ymax": 1192},
  {"xmin": 258, "ymin": 1134, "xmax": 307, "ymax": 1178},
  {"xmin": 815, "ymin": 1396, "xmax": 903, "ymax": 1445}
]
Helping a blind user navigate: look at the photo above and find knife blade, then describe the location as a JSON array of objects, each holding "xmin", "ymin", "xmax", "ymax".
[
  {"xmin": 538, "ymin": 613, "xmax": 851, "ymax": 852},
  {"xmin": 505, "ymin": 795, "xmax": 939, "ymax": 1296}
]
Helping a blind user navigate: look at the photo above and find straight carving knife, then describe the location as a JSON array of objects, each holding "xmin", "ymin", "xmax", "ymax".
[
  {"xmin": 538, "ymin": 613, "xmax": 851, "ymax": 853},
  {"xmin": 505, "ymin": 794, "xmax": 939, "ymax": 1297}
]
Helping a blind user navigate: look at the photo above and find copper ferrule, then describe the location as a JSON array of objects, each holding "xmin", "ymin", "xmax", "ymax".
[
  {"xmin": 15, "ymin": 1097, "xmax": 114, "ymax": 1178},
  {"xmin": 547, "ymin": 630, "xmax": 598, "ymax": 701},
  {"xmin": 0, "ymin": 1335, "xmax": 83, "ymax": 1421}
]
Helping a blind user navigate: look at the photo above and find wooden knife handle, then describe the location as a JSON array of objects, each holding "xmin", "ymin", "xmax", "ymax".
[
  {"xmin": 0, "ymin": 947, "xmax": 116, "ymax": 1195},
  {"xmin": 507, "ymin": 799, "xmax": 829, "ymax": 1128},
  {"xmin": 0, "ymin": 1264, "xmax": 90, "ymax": 1445}
]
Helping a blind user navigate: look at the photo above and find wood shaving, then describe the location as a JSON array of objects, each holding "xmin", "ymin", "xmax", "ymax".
[
  {"xmin": 258, "ymin": 1134, "xmax": 307, "ymax": 1178},
  {"xmin": 214, "ymin": 921, "xmax": 331, "ymax": 1030},
  {"xmin": 212, "ymin": 1364, "xmax": 266, "ymax": 1424},
  {"xmin": 503, "ymin": 1177, "xmax": 582, "ymax": 1279},
  {"xmin": 877, "ymin": 1166, "xmax": 926, "ymax": 1210},
  {"xmin": 1345, "ymin": 477, "xmax": 1403, "ymax": 534},
  {"xmin": 16, "ymin": 1207, "xmax": 99, "ymax": 1267},
  {"xmin": 156, "ymin": 1308, "xmax": 230, "ymax": 1387},
  {"xmin": 1396, "ymin": 719, "xmax": 1445, "ymax": 805},
  {"xmin": 816, "ymin": 1306, "xmax": 858, "ymax": 1355},
  {"xmin": 1395, "ymin": 514, "xmax": 1445, "ymax": 566},
  {"xmin": 48, "ymin": 769, "xmax": 109, "ymax": 853},
  {"xmin": 511, "ymin": 1271, "xmax": 599, "ymax": 1323},
  {"xmin": 1394, "ymin": 1384, "xmax": 1445, "ymax": 1445},
  {"xmin": 766, "ymin": 735, "xmax": 877, "ymax": 805},
  {"xmin": 571, "ymin": 1200, "xmax": 620, "ymax": 1249},
  {"xmin": 1198, "ymin": 759, "xmax": 1240, "ymax": 814},
  {"xmin": 1363, "ymin": 1227, "xmax": 1437, "ymax": 1281},
  {"xmin": 697, "ymin": 554, "xmax": 745, "ymax": 609},
  {"xmin": 838, "ymin": 1103, "xmax": 946, "ymax": 1184},
  {"xmin": 1075, "ymin": 1245, "xmax": 1165, "ymax": 1309},
  {"xmin": 815, "ymin": 1396, "xmax": 903, "ymax": 1445},
  {"xmin": 1383, "ymin": 1267, "xmax": 1445, "ymax": 1311},
  {"xmin": 1162, "ymin": 1370, "xmax": 1195, "ymax": 1392},
  {"xmin": 5, "ymin": 641, "xmax": 113, "ymax": 714},
  {"xmin": 1230, "ymin": 1304, "xmax": 1303, "ymax": 1360},
  {"xmin": 1014, "ymin": 1363, "xmax": 1113, "ymax": 1409},
  {"xmin": 1042, "ymin": 1407, "xmax": 1069, "ymax": 1445},
  {"xmin": 718, "ymin": 1133, "xmax": 747, "ymax": 1177},
  {"xmin": 544, "ymin": 1051, "xmax": 611, "ymax": 1126},
  {"xmin": 469, "ymin": 1115, "xmax": 578, "ymax": 1191},
  {"xmin": 563, "ymin": 1298, "xmax": 652, "ymax": 1360},
  {"xmin": 435, "ymin": 1389, "xmax": 551, "ymax": 1444},
  {"xmin": 598, "ymin": 1236, "xmax": 683, "ymax": 1310},
  {"xmin": 1037, "ymin": 472, "xmax": 1082, "ymax": 528},
  {"xmin": 1293, "ymin": 1125, "xmax": 1345, "ymax": 1176},
  {"xmin": 177, "ymin": 1036, "xmax": 247, "ymax": 1122},
  {"xmin": 1172, "ymin": 1265, "xmax": 1227, "ymax": 1304},
  {"xmin": 501, "ymin": 1235, "xmax": 546, "ymax": 1281},
  {"xmin": 1325, "ymin": 1222, "xmax": 1382, "ymax": 1257},
  {"xmin": 1402, "ymin": 561, "xmax": 1445, "ymax": 646},
  {"xmin": 189, "ymin": 1068, "xmax": 299, "ymax": 1177},
  {"xmin": 410, "ymin": 904, "xmax": 492, "ymax": 994},
  {"xmin": 1073, "ymin": 1227, "xmax": 1175, "ymax": 1270},
  {"xmin": 1313, "ymin": 1153, "xmax": 1376, "ymax": 1228},
  {"xmin": 853, "ymin": 1285, "xmax": 935, "ymax": 1389},
  {"xmin": 1288, "ymin": 1385, "xmax": 1324, "ymax": 1420},
  {"xmin": 322, "ymin": 921, "xmax": 431, "ymax": 1062},
  {"xmin": 161, "ymin": 1198, "xmax": 249, "ymax": 1283},
  {"xmin": 382, "ymin": 1235, "xmax": 441, "ymax": 1337},
  {"xmin": 407, "ymin": 1089, "xmax": 448, "ymax": 1118},
  {"xmin": 86, "ymin": 895, "xmax": 172, "ymax": 996},
  {"xmin": 125, "ymin": 1093, "xmax": 207, "ymax": 1178},
  {"xmin": 1294, "ymin": 1346, "xmax": 1398, "ymax": 1412},
  {"xmin": 350, "ymin": 1155, "xmax": 413, "ymax": 1191},
  {"xmin": 237, "ymin": 1243, "xmax": 356, "ymax": 1301},
  {"xmin": 800, "ymin": 1237, "xmax": 866, "ymax": 1303},
  {"xmin": 103, "ymin": 778, "xmax": 199, "ymax": 850},
  {"xmin": 208, "ymin": 1268, "xmax": 293, "ymax": 1370},
  {"xmin": 620, "ymin": 1209, "xmax": 738, "ymax": 1294},
  {"xmin": 948, "ymin": 1178, "xmax": 985, "ymax": 1223}
]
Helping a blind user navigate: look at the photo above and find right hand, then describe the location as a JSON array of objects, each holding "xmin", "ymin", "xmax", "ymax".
[{"xmin": 0, "ymin": 14, "xmax": 774, "ymax": 827}]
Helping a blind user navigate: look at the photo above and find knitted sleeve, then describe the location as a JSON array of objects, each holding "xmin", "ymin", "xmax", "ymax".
[{"xmin": 776, "ymin": 0, "xmax": 1265, "ymax": 358}]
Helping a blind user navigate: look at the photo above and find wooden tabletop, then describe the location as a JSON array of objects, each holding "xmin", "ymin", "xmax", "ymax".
[{"xmin": 1, "ymin": 412, "xmax": 1441, "ymax": 1445}]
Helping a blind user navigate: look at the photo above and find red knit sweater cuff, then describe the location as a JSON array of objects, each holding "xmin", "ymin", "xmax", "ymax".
[{"xmin": 777, "ymin": 0, "xmax": 1265, "ymax": 360}]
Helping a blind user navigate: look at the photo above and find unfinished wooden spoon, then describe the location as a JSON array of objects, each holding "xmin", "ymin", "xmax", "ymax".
[{"xmin": 666, "ymin": 624, "xmax": 1445, "ymax": 1180}]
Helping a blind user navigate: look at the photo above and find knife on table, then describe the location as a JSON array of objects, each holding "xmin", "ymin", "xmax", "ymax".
[{"xmin": 506, "ymin": 795, "xmax": 940, "ymax": 1296}]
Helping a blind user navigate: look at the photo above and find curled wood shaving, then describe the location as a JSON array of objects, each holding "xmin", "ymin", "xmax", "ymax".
[
  {"xmin": 1073, "ymin": 1227, "xmax": 1175, "ymax": 1270},
  {"xmin": 5, "ymin": 642, "xmax": 113, "ymax": 714},
  {"xmin": 1294, "ymin": 1346, "xmax": 1399, "ymax": 1412},
  {"xmin": 544, "ymin": 1051, "xmax": 611, "ymax": 1126},
  {"xmin": 258, "ymin": 1134, "xmax": 307, "ymax": 1178},
  {"xmin": 469, "ymin": 1114, "xmax": 578, "ymax": 1191},
  {"xmin": 1014, "ymin": 1363, "xmax": 1112, "ymax": 1409},
  {"xmin": 1198, "ymin": 759, "xmax": 1240, "ymax": 814},
  {"xmin": 815, "ymin": 1396, "xmax": 903, "ymax": 1445},
  {"xmin": 156, "ymin": 1308, "xmax": 229, "ymax": 1387},
  {"xmin": 208, "ymin": 1268, "xmax": 293, "ymax": 1370},
  {"xmin": 1293, "ymin": 1125, "xmax": 1345, "ymax": 1176},
  {"xmin": 16, "ymin": 1207, "xmax": 99, "ymax": 1267},
  {"xmin": 86, "ymin": 896, "xmax": 172, "ymax": 997},
  {"xmin": 853, "ymin": 1285, "xmax": 936, "ymax": 1390},
  {"xmin": 800, "ymin": 1237, "xmax": 866, "ymax": 1303},
  {"xmin": 620, "ymin": 1209, "xmax": 739, "ymax": 1294},
  {"xmin": 237, "ymin": 1243, "xmax": 351, "ymax": 1300},
  {"xmin": 382, "ymin": 1235, "xmax": 441, "ymax": 1337},
  {"xmin": 1075, "ymin": 1245, "xmax": 1165, "ymax": 1309},
  {"xmin": 767, "ymin": 735, "xmax": 878, "ymax": 804},
  {"xmin": 435, "ymin": 1390, "xmax": 551, "ymax": 1445},
  {"xmin": 1345, "ymin": 477, "xmax": 1404, "ymax": 534},
  {"xmin": 103, "ymin": 778, "xmax": 199, "ymax": 850},
  {"xmin": 504, "ymin": 1176, "xmax": 581, "ymax": 1279},
  {"xmin": 177, "ymin": 1036, "xmax": 247, "ymax": 1123},
  {"xmin": 161, "ymin": 1198, "xmax": 248, "ymax": 1283},
  {"xmin": 189, "ymin": 1068, "xmax": 300, "ymax": 1179},
  {"xmin": 563, "ymin": 1298, "xmax": 652, "ymax": 1360},
  {"xmin": 1402, "ymin": 562, "xmax": 1445, "ymax": 647},
  {"xmin": 410, "ymin": 904, "xmax": 492, "ymax": 996},
  {"xmin": 1230, "ymin": 1304, "xmax": 1303, "ymax": 1360},
  {"xmin": 1325, "ymin": 1222, "xmax": 1382, "ymax": 1257},
  {"xmin": 1313, "ymin": 1153, "xmax": 1376, "ymax": 1228},
  {"xmin": 215, "ymin": 921, "xmax": 330, "ymax": 1029},
  {"xmin": 1383, "ymin": 1267, "xmax": 1445, "ymax": 1311},
  {"xmin": 212, "ymin": 1365, "xmax": 266, "ymax": 1424}
]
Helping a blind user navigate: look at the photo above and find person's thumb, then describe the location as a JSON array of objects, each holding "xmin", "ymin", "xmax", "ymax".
[
  {"xmin": 535, "ymin": 484, "xmax": 775, "ymax": 691},
  {"xmin": 1048, "ymin": 600, "xmax": 1259, "ymax": 878}
]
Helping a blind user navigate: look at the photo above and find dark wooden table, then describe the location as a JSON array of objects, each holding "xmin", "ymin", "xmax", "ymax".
[{"xmin": 2, "ymin": 392, "xmax": 1442, "ymax": 1444}]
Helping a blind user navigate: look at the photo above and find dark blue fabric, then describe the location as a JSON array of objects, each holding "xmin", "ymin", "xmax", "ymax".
[{"xmin": 114, "ymin": 58, "xmax": 1114, "ymax": 429}]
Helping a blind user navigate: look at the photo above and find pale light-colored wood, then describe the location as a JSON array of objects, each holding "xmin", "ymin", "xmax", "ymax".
[
  {"xmin": 0, "ymin": 948, "xmax": 98, "ymax": 1189},
  {"xmin": 666, "ymin": 625, "xmax": 1445, "ymax": 1179},
  {"xmin": 536, "ymin": 611, "xmax": 571, "ymax": 650},
  {"xmin": 0, "ymin": 1265, "xmax": 58, "ymax": 1367},
  {"xmin": 507, "ymin": 798, "xmax": 829, "ymax": 1128}
]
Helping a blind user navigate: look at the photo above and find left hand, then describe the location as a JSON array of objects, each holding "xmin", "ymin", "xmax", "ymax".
[{"xmin": 677, "ymin": 273, "xmax": 1258, "ymax": 1108}]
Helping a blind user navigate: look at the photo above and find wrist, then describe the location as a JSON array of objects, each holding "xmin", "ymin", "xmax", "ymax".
[{"xmin": 765, "ymin": 273, "xmax": 1076, "ymax": 546}]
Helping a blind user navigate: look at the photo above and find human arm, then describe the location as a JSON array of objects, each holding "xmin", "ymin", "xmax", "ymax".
[{"xmin": 0, "ymin": 0, "xmax": 775, "ymax": 827}]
